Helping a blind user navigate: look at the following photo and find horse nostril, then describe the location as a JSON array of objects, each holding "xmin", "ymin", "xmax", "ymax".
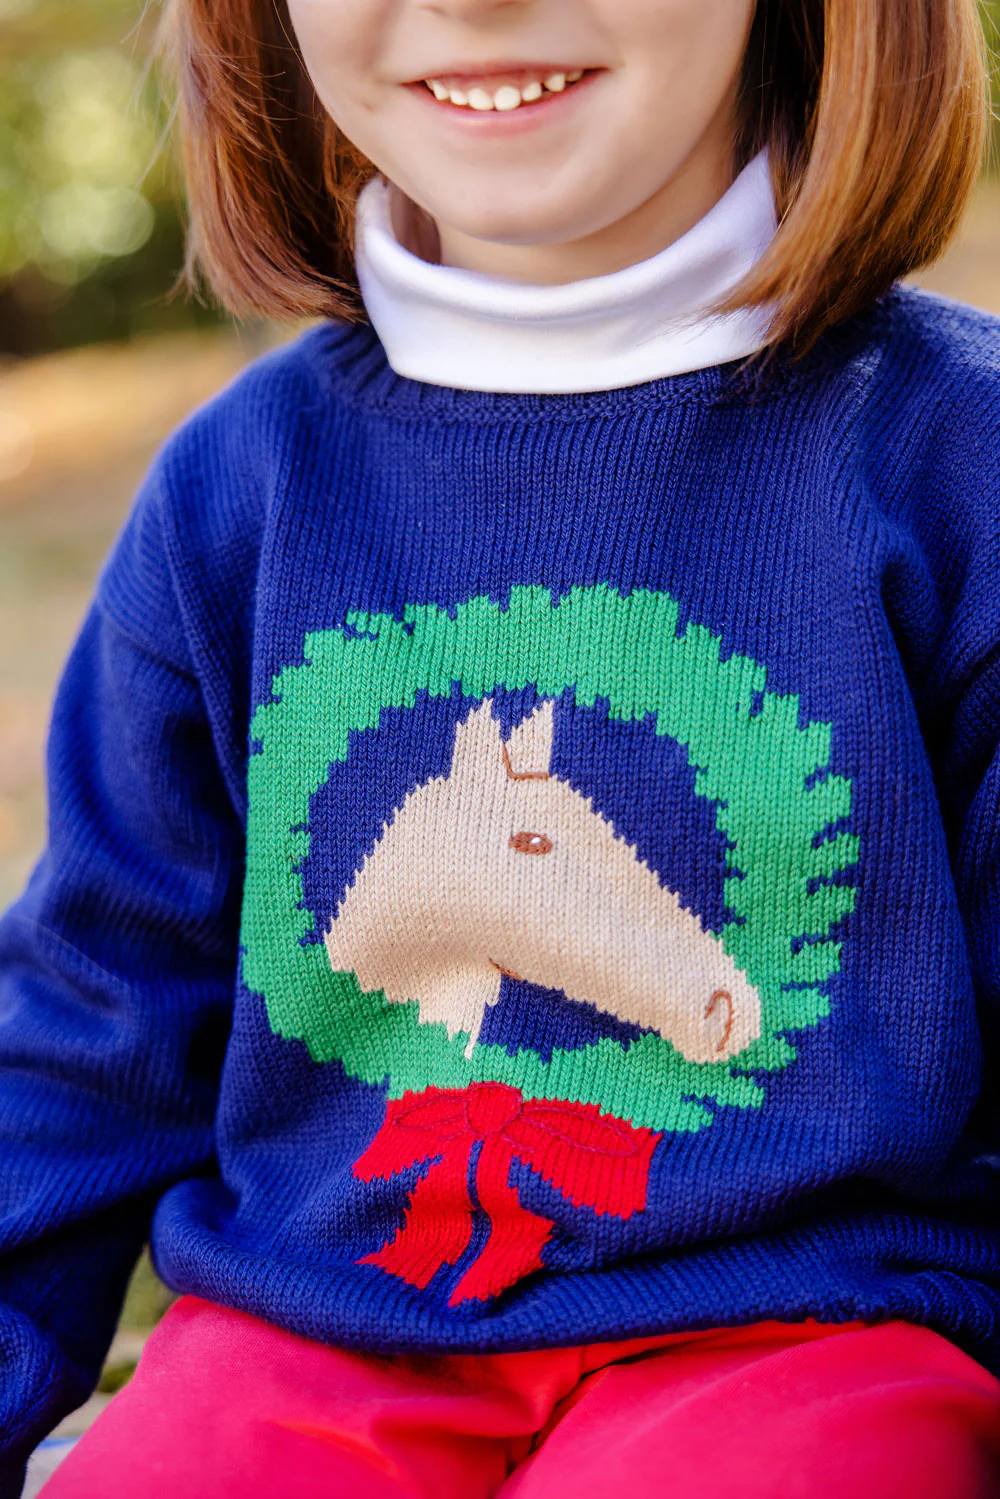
[
  {"xmin": 509, "ymin": 831, "xmax": 553, "ymax": 855},
  {"xmin": 705, "ymin": 990, "xmax": 734, "ymax": 1053}
]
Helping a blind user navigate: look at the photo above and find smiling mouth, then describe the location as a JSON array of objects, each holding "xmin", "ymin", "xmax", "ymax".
[{"xmin": 421, "ymin": 69, "xmax": 590, "ymax": 114}]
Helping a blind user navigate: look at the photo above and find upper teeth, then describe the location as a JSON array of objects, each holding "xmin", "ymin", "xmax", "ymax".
[{"xmin": 426, "ymin": 70, "xmax": 584, "ymax": 111}]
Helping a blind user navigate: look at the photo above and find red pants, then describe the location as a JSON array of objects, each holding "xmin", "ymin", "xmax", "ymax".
[{"xmin": 44, "ymin": 1296, "xmax": 1000, "ymax": 1498}]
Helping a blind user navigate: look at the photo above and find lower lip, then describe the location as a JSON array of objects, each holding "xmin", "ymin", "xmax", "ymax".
[{"xmin": 405, "ymin": 71, "xmax": 602, "ymax": 137}]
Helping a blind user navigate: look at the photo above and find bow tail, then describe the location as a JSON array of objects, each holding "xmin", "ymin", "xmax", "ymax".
[
  {"xmin": 360, "ymin": 1141, "xmax": 475, "ymax": 1291},
  {"xmin": 449, "ymin": 1136, "xmax": 553, "ymax": 1306}
]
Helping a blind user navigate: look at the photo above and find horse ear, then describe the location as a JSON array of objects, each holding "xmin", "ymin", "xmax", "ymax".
[
  {"xmin": 503, "ymin": 698, "xmax": 555, "ymax": 780},
  {"xmin": 449, "ymin": 696, "xmax": 501, "ymax": 782}
]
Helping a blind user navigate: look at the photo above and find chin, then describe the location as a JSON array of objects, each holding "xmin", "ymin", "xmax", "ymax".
[{"xmin": 436, "ymin": 198, "xmax": 606, "ymax": 252}]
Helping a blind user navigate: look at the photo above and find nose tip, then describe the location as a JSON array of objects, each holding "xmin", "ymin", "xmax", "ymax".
[{"xmin": 509, "ymin": 831, "xmax": 553, "ymax": 855}]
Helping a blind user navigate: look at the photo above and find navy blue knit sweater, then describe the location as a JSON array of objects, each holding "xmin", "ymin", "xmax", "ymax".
[{"xmin": 1, "ymin": 286, "xmax": 1000, "ymax": 1486}]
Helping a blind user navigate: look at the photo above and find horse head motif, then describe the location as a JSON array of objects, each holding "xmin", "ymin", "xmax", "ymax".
[{"xmin": 325, "ymin": 696, "xmax": 761, "ymax": 1063}]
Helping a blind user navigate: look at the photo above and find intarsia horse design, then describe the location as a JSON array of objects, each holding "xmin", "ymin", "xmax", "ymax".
[{"xmin": 325, "ymin": 695, "xmax": 762, "ymax": 1064}]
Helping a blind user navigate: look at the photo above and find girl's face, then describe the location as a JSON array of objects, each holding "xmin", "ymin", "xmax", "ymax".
[{"xmin": 286, "ymin": 0, "xmax": 758, "ymax": 280}]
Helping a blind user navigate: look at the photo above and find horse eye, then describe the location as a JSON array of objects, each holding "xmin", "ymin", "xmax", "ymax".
[{"xmin": 509, "ymin": 831, "xmax": 553, "ymax": 855}]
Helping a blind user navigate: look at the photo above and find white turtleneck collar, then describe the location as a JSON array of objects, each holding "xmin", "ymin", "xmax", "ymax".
[{"xmin": 353, "ymin": 152, "xmax": 777, "ymax": 395}]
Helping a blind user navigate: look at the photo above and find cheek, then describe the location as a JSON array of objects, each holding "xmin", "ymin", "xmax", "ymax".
[
  {"xmin": 592, "ymin": 0, "xmax": 756, "ymax": 181},
  {"xmin": 613, "ymin": 0, "xmax": 756, "ymax": 43},
  {"xmin": 616, "ymin": 0, "xmax": 756, "ymax": 97},
  {"xmin": 284, "ymin": 0, "xmax": 387, "ymax": 118}
]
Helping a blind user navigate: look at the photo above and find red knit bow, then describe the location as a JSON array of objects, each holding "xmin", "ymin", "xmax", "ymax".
[{"xmin": 353, "ymin": 1083, "xmax": 661, "ymax": 1306}]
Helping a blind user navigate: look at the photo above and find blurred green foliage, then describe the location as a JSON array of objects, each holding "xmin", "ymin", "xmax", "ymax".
[
  {"xmin": 120, "ymin": 1247, "xmax": 176, "ymax": 1329},
  {"xmin": 0, "ymin": 0, "xmax": 998, "ymax": 357},
  {"xmin": 0, "ymin": 0, "xmax": 222, "ymax": 354},
  {"xmin": 986, "ymin": 0, "xmax": 1000, "ymax": 167}
]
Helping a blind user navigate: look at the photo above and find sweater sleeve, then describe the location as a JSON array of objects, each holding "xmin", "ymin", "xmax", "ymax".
[
  {"xmin": 0, "ymin": 463, "xmax": 243, "ymax": 1493},
  {"xmin": 948, "ymin": 650, "xmax": 1000, "ymax": 1151}
]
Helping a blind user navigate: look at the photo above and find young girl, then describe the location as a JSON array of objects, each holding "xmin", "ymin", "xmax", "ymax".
[{"xmin": 4, "ymin": 0, "xmax": 1000, "ymax": 1494}]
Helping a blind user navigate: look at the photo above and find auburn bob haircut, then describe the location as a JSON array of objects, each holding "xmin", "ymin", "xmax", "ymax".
[{"xmin": 163, "ymin": 0, "xmax": 990, "ymax": 353}]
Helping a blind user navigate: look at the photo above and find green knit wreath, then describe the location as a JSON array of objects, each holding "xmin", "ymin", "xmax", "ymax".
[{"xmin": 242, "ymin": 583, "xmax": 859, "ymax": 1134}]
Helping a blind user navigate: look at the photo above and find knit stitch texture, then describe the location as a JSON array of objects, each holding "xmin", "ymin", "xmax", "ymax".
[{"xmin": 1, "ymin": 286, "xmax": 999, "ymax": 1489}]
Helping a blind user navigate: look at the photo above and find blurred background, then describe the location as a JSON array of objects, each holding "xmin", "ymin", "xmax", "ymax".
[{"xmin": 1, "ymin": 0, "xmax": 999, "ymax": 1462}]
